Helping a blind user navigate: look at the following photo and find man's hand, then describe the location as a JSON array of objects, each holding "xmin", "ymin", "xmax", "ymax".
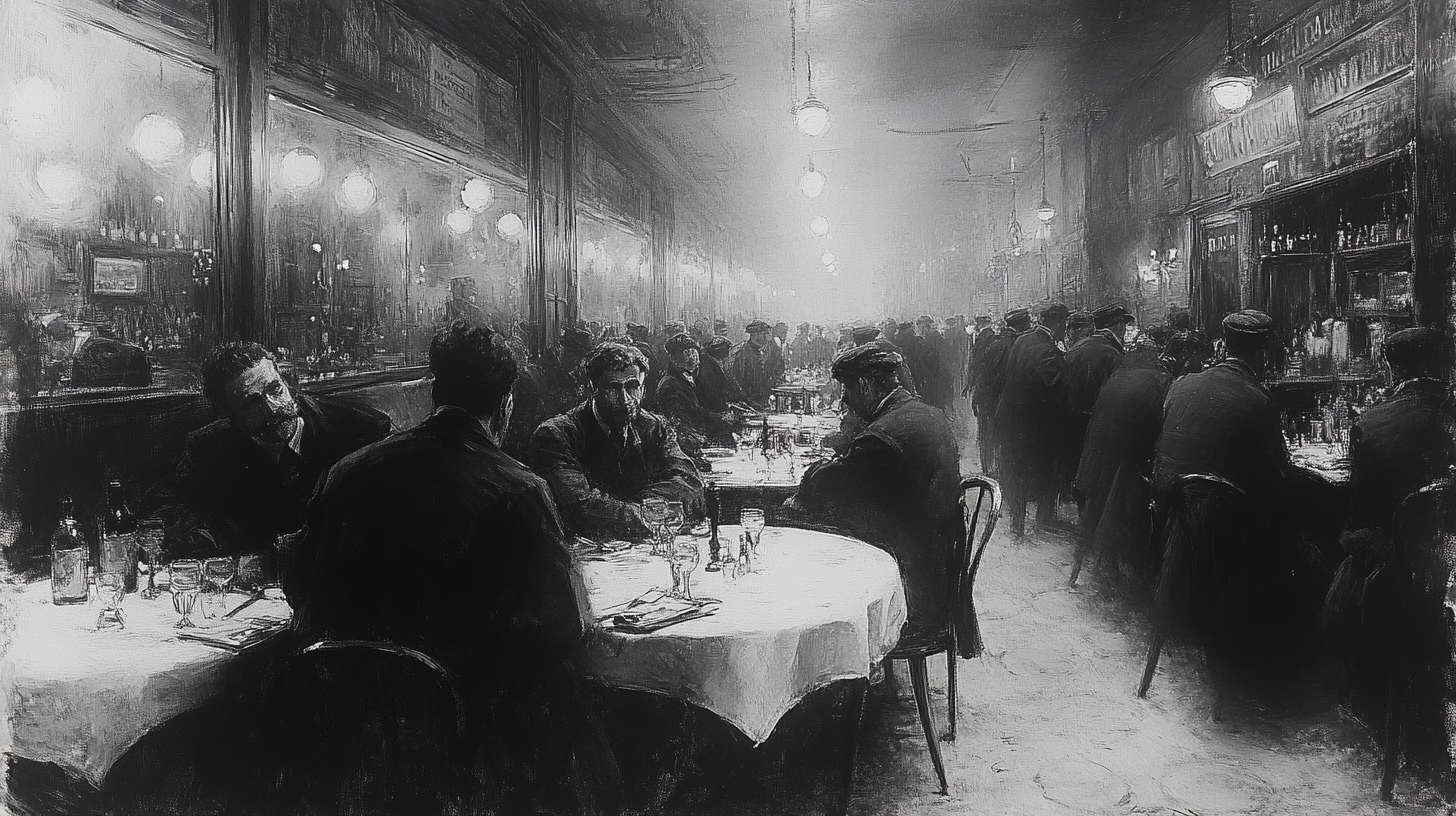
[{"xmin": 622, "ymin": 503, "xmax": 655, "ymax": 541}]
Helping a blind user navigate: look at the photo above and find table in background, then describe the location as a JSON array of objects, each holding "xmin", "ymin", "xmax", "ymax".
[
  {"xmin": 576, "ymin": 524, "xmax": 905, "ymax": 743},
  {"xmin": 1289, "ymin": 442, "xmax": 1351, "ymax": 485},
  {"xmin": 0, "ymin": 582, "xmax": 291, "ymax": 790}
]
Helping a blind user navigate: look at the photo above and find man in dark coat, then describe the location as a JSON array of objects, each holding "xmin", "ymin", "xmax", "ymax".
[
  {"xmin": 996, "ymin": 303, "xmax": 1070, "ymax": 536},
  {"xmin": 532, "ymin": 342, "xmax": 704, "ymax": 540},
  {"xmin": 698, "ymin": 335, "xmax": 748, "ymax": 411},
  {"xmin": 897, "ymin": 322, "xmax": 950, "ymax": 411},
  {"xmin": 289, "ymin": 321, "xmax": 610, "ymax": 815},
  {"xmin": 964, "ymin": 315, "xmax": 995, "ymax": 392},
  {"xmin": 1152, "ymin": 310, "xmax": 1330, "ymax": 684},
  {"xmin": 789, "ymin": 345, "xmax": 962, "ymax": 641},
  {"xmin": 654, "ymin": 332, "xmax": 735, "ymax": 454},
  {"xmin": 1064, "ymin": 303, "xmax": 1133, "ymax": 486},
  {"xmin": 1072, "ymin": 330, "xmax": 1205, "ymax": 587},
  {"xmin": 971, "ymin": 310, "xmax": 1029, "ymax": 475},
  {"xmin": 151, "ymin": 342, "xmax": 392, "ymax": 557},
  {"xmin": 730, "ymin": 319, "xmax": 784, "ymax": 408}
]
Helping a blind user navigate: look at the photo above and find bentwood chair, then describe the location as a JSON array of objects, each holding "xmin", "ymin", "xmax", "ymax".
[
  {"xmin": 1138, "ymin": 474, "xmax": 1250, "ymax": 718},
  {"xmin": 885, "ymin": 475, "xmax": 1002, "ymax": 795},
  {"xmin": 273, "ymin": 640, "xmax": 467, "ymax": 815},
  {"xmin": 1378, "ymin": 480, "xmax": 1456, "ymax": 800}
]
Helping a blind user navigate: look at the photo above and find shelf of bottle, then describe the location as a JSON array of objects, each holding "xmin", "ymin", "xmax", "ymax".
[
  {"xmin": 1335, "ymin": 241, "xmax": 1411, "ymax": 259},
  {"xmin": 1260, "ymin": 252, "xmax": 1326, "ymax": 261}
]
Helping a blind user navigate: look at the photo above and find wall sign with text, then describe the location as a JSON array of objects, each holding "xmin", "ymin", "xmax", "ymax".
[
  {"xmin": 1196, "ymin": 87, "xmax": 1300, "ymax": 176},
  {"xmin": 1300, "ymin": 11, "xmax": 1413, "ymax": 113}
]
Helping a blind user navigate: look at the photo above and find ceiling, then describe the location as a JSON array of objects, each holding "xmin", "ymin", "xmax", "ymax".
[{"xmin": 537, "ymin": 0, "xmax": 1222, "ymax": 318}]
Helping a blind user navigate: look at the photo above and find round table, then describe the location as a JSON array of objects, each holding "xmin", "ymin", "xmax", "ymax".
[
  {"xmin": 1288, "ymin": 443, "xmax": 1351, "ymax": 484},
  {"xmin": 575, "ymin": 525, "xmax": 906, "ymax": 743},
  {"xmin": 0, "ymin": 582, "xmax": 291, "ymax": 787}
]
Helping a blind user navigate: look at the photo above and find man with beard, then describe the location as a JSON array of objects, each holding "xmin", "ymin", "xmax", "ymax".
[
  {"xmin": 532, "ymin": 342, "xmax": 703, "ymax": 540},
  {"xmin": 788, "ymin": 345, "xmax": 961, "ymax": 642},
  {"xmin": 996, "ymin": 303, "xmax": 1070, "ymax": 536},
  {"xmin": 152, "ymin": 342, "xmax": 392, "ymax": 557}
]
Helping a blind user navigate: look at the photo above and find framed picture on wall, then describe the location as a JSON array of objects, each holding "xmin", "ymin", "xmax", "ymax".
[{"xmin": 91, "ymin": 256, "xmax": 147, "ymax": 297}]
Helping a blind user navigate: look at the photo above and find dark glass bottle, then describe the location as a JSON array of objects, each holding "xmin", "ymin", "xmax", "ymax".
[
  {"xmin": 101, "ymin": 481, "xmax": 139, "ymax": 591},
  {"xmin": 51, "ymin": 501, "xmax": 89, "ymax": 604}
]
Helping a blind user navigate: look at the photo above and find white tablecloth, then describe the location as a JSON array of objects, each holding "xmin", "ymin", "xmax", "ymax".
[
  {"xmin": 576, "ymin": 525, "xmax": 905, "ymax": 744},
  {"xmin": 0, "ymin": 582, "xmax": 291, "ymax": 786}
]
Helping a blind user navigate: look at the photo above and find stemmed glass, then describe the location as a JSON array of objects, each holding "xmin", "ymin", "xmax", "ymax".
[
  {"xmin": 669, "ymin": 536, "xmax": 701, "ymax": 600},
  {"xmin": 170, "ymin": 559, "xmax": 201, "ymax": 628},
  {"xmin": 95, "ymin": 572, "xmax": 126, "ymax": 630},
  {"xmin": 740, "ymin": 508, "xmax": 765, "ymax": 570},
  {"xmin": 202, "ymin": 557, "xmax": 236, "ymax": 619},
  {"xmin": 641, "ymin": 498, "xmax": 668, "ymax": 555},
  {"xmin": 137, "ymin": 519, "xmax": 166, "ymax": 600}
]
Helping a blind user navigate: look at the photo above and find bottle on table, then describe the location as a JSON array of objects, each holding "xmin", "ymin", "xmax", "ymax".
[
  {"xmin": 101, "ymin": 481, "xmax": 139, "ymax": 592},
  {"xmin": 51, "ymin": 500, "xmax": 89, "ymax": 605}
]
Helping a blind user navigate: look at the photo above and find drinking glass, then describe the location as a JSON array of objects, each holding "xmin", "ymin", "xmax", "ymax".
[
  {"xmin": 641, "ymin": 498, "xmax": 668, "ymax": 554},
  {"xmin": 95, "ymin": 572, "xmax": 126, "ymax": 630},
  {"xmin": 660, "ymin": 501, "xmax": 685, "ymax": 556},
  {"xmin": 740, "ymin": 508, "xmax": 765, "ymax": 565},
  {"xmin": 170, "ymin": 559, "xmax": 201, "ymax": 628},
  {"xmin": 669, "ymin": 536, "xmax": 701, "ymax": 600},
  {"xmin": 137, "ymin": 518, "xmax": 166, "ymax": 600},
  {"xmin": 203, "ymin": 557, "xmax": 236, "ymax": 619}
]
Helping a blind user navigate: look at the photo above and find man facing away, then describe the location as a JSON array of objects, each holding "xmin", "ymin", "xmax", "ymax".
[
  {"xmin": 151, "ymin": 342, "xmax": 392, "ymax": 557},
  {"xmin": 288, "ymin": 321, "xmax": 608, "ymax": 814},
  {"xmin": 790, "ymin": 345, "xmax": 962, "ymax": 642},
  {"xmin": 995, "ymin": 303, "xmax": 1071, "ymax": 536},
  {"xmin": 532, "ymin": 342, "xmax": 704, "ymax": 540}
]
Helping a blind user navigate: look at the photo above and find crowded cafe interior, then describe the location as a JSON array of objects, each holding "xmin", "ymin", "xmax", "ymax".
[{"xmin": 3, "ymin": 0, "xmax": 1456, "ymax": 813}]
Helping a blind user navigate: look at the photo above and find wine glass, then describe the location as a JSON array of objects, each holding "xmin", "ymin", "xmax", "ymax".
[
  {"xmin": 740, "ymin": 508, "xmax": 765, "ymax": 565},
  {"xmin": 202, "ymin": 557, "xmax": 236, "ymax": 618},
  {"xmin": 641, "ymin": 498, "xmax": 668, "ymax": 554},
  {"xmin": 95, "ymin": 572, "xmax": 126, "ymax": 630},
  {"xmin": 137, "ymin": 519, "xmax": 166, "ymax": 600},
  {"xmin": 670, "ymin": 536, "xmax": 701, "ymax": 600},
  {"xmin": 170, "ymin": 559, "xmax": 201, "ymax": 628},
  {"xmin": 660, "ymin": 501, "xmax": 685, "ymax": 556}
]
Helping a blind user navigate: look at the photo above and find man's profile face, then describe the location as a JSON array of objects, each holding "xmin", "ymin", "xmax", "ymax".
[
  {"xmin": 672, "ymin": 348, "xmax": 700, "ymax": 374},
  {"xmin": 223, "ymin": 360, "xmax": 300, "ymax": 444},
  {"xmin": 592, "ymin": 364, "xmax": 644, "ymax": 429}
]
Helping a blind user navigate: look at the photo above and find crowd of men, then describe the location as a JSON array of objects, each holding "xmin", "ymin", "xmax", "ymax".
[{"xmin": 99, "ymin": 296, "xmax": 1456, "ymax": 811}]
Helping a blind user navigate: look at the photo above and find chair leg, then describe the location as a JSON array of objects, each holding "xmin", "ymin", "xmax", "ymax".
[
  {"xmin": 1137, "ymin": 629, "xmax": 1164, "ymax": 698},
  {"xmin": 944, "ymin": 652, "xmax": 957, "ymax": 742},
  {"xmin": 908, "ymin": 657, "xmax": 949, "ymax": 795},
  {"xmin": 830, "ymin": 679, "xmax": 868, "ymax": 816},
  {"xmin": 1382, "ymin": 676, "xmax": 1404, "ymax": 802}
]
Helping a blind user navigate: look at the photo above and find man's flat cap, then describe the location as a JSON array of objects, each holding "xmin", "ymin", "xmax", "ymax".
[
  {"xmin": 665, "ymin": 332, "xmax": 700, "ymax": 354},
  {"xmin": 1164, "ymin": 330, "xmax": 1206, "ymax": 358},
  {"xmin": 1039, "ymin": 303, "xmax": 1070, "ymax": 322},
  {"xmin": 1093, "ymin": 302, "xmax": 1130, "ymax": 329},
  {"xmin": 1221, "ymin": 310, "xmax": 1274, "ymax": 337},
  {"xmin": 704, "ymin": 336, "xmax": 733, "ymax": 355},
  {"xmin": 851, "ymin": 326, "xmax": 882, "ymax": 344},
  {"xmin": 561, "ymin": 326, "xmax": 595, "ymax": 351},
  {"xmin": 1383, "ymin": 326, "xmax": 1445, "ymax": 370},
  {"xmin": 831, "ymin": 344, "xmax": 904, "ymax": 381},
  {"xmin": 916, "ymin": 314, "xmax": 936, "ymax": 324},
  {"xmin": 797, "ymin": 321, "xmax": 811, "ymax": 330},
  {"xmin": 626, "ymin": 322, "xmax": 648, "ymax": 333},
  {"xmin": 1068, "ymin": 310, "xmax": 1095, "ymax": 328},
  {"xmin": 745, "ymin": 319, "xmax": 771, "ymax": 333},
  {"xmin": 1004, "ymin": 308, "xmax": 1030, "ymax": 323}
]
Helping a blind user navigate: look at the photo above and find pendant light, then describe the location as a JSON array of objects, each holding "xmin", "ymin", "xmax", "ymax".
[
  {"xmin": 1035, "ymin": 112, "xmax": 1055, "ymax": 224},
  {"xmin": 792, "ymin": 0, "xmax": 830, "ymax": 136},
  {"xmin": 1208, "ymin": 0, "xmax": 1256, "ymax": 112}
]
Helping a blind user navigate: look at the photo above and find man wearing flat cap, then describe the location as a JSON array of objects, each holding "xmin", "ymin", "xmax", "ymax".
[
  {"xmin": 1066, "ymin": 311, "xmax": 1095, "ymax": 348},
  {"xmin": 731, "ymin": 319, "xmax": 784, "ymax": 407},
  {"xmin": 697, "ymin": 335, "xmax": 748, "ymax": 412},
  {"xmin": 971, "ymin": 309, "xmax": 1031, "ymax": 473},
  {"xmin": 790, "ymin": 344, "xmax": 962, "ymax": 641},
  {"xmin": 1064, "ymin": 302, "xmax": 1134, "ymax": 479},
  {"xmin": 1153, "ymin": 310, "xmax": 1331, "ymax": 680},
  {"xmin": 654, "ymin": 333, "xmax": 736, "ymax": 456},
  {"xmin": 996, "ymin": 303, "xmax": 1071, "ymax": 535}
]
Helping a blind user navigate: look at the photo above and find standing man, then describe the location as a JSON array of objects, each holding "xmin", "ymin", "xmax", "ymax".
[
  {"xmin": 731, "ymin": 319, "xmax": 783, "ymax": 408},
  {"xmin": 532, "ymin": 343, "xmax": 703, "ymax": 540},
  {"xmin": 1064, "ymin": 303, "xmax": 1132, "ymax": 481},
  {"xmin": 996, "ymin": 303, "xmax": 1070, "ymax": 536},
  {"xmin": 152, "ymin": 342, "xmax": 392, "ymax": 557},
  {"xmin": 789, "ymin": 345, "xmax": 962, "ymax": 642},
  {"xmin": 971, "ymin": 310, "xmax": 1029, "ymax": 475}
]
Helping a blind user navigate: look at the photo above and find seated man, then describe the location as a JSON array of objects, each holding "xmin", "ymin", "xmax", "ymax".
[
  {"xmin": 789, "ymin": 345, "xmax": 961, "ymax": 641},
  {"xmin": 532, "ymin": 342, "xmax": 703, "ymax": 540},
  {"xmin": 697, "ymin": 335, "xmax": 748, "ymax": 412},
  {"xmin": 653, "ymin": 332, "xmax": 735, "ymax": 455},
  {"xmin": 152, "ymin": 342, "xmax": 391, "ymax": 557}
]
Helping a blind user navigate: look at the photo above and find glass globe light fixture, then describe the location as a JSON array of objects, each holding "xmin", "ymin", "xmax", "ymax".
[
  {"xmin": 280, "ymin": 148, "xmax": 323, "ymax": 190},
  {"xmin": 1035, "ymin": 198, "xmax": 1056, "ymax": 223},
  {"xmin": 337, "ymin": 171, "xmax": 378, "ymax": 211},
  {"xmin": 461, "ymin": 178, "xmax": 493, "ymax": 211},
  {"xmin": 799, "ymin": 168, "xmax": 826, "ymax": 198},
  {"xmin": 446, "ymin": 208, "xmax": 474, "ymax": 235},
  {"xmin": 132, "ymin": 114, "xmax": 186, "ymax": 169},
  {"xmin": 796, "ymin": 96, "xmax": 830, "ymax": 137},
  {"xmin": 809, "ymin": 216, "xmax": 830, "ymax": 236},
  {"xmin": 821, "ymin": 252, "xmax": 835, "ymax": 266},
  {"xmin": 496, "ymin": 212, "xmax": 524, "ymax": 238},
  {"xmin": 1208, "ymin": 54, "xmax": 1256, "ymax": 112}
]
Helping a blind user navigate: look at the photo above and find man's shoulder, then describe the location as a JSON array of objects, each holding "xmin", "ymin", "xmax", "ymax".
[
  {"xmin": 535, "ymin": 403, "xmax": 589, "ymax": 436},
  {"xmin": 306, "ymin": 394, "xmax": 393, "ymax": 437},
  {"xmin": 184, "ymin": 416, "xmax": 248, "ymax": 455}
]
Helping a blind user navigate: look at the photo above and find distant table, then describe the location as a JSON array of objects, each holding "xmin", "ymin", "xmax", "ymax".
[
  {"xmin": 1289, "ymin": 443, "xmax": 1351, "ymax": 484},
  {"xmin": 0, "ymin": 582, "xmax": 291, "ymax": 787},
  {"xmin": 575, "ymin": 525, "xmax": 905, "ymax": 743}
]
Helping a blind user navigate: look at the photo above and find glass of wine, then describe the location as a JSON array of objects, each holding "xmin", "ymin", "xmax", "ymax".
[
  {"xmin": 641, "ymin": 498, "xmax": 668, "ymax": 554},
  {"xmin": 202, "ymin": 557, "xmax": 236, "ymax": 619},
  {"xmin": 740, "ymin": 508, "xmax": 765, "ymax": 567},
  {"xmin": 170, "ymin": 559, "xmax": 201, "ymax": 628},
  {"xmin": 669, "ymin": 537, "xmax": 701, "ymax": 600},
  {"xmin": 137, "ymin": 518, "xmax": 166, "ymax": 600}
]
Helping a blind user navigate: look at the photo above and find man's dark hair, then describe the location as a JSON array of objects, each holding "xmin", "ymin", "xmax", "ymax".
[
  {"xmin": 583, "ymin": 342, "xmax": 650, "ymax": 386},
  {"xmin": 429, "ymin": 321, "xmax": 518, "ymax": 414},
  {"xmin": 201, "ymin": 342, "xmax": 274, "ymax": 412},
  {"xmin": 1223, "ymin": 330, "xmax": 1270, "ymax": 361}
]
